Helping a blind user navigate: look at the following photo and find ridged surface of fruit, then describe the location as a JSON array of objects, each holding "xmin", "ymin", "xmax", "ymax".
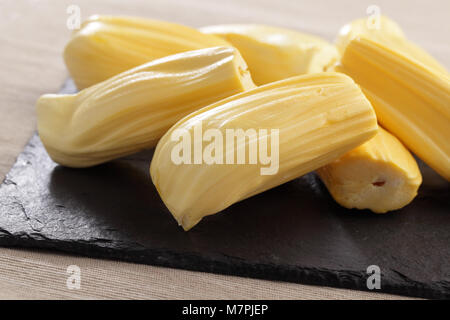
[
  {"xmin": 335, "ymin": 15, "xmax": 447, "ymax": 74},
  {"xmin": 37, "ymin": 47, "xmax": 255, "ymax": 168},
  {"xmin": 200, "ymin": 24, "xmax": 339, "ymax": 85},
  {"xmin": 65, "ymin": 15, "xmax": 231, "ymax": 89},
  {"xmin": 335, "ymin": 15, "xmax": 404, "ymax": 53},
  {"xmin": 317, "ymin": 127, "xmax": 422, "ymax": 213},
  {"xmin": 337, "ymin": 36, "xmax": 450, "ymax": 180},
  {"xmin": 151, "ymin": 73, "xmax": 378, "ymax": 230}
]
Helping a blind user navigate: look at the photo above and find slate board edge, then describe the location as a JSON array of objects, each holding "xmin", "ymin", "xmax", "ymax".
[{"xmin": 0, "ymin": 181, "xmax": 448, "ymax": 301}]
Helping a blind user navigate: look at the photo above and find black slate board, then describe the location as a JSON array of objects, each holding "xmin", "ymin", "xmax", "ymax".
[{"xmin": 0, "ymin": 80, "xmax": 449, "ymax": 299}]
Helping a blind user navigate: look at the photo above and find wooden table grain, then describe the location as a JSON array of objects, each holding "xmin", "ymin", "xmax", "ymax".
[{"xmin": 1, "ymin": 0, "xmax": 448, "ymax": 299}]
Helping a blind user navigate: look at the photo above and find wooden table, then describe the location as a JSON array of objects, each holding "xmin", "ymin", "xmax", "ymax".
[{"xmin": 1, "ymin": 0, "xmax": 448, "ymax": 299}]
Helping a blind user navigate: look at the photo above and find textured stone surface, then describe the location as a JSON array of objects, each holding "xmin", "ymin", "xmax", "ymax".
[{"xmin": 0, "ymin": 80, "xmax": 449, "ymax": 299}]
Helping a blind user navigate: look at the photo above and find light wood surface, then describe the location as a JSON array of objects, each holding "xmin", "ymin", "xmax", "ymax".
[{"xmin": 0, "ymin": 0, "xmax": 448, "ymax": 299}]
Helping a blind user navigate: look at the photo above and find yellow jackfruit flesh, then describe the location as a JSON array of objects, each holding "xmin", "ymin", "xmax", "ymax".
[
  {"xmin": 200, "ymin": 24, "xmax": 339, "ymax": 85},
  {"xmin": 37, "ymin": 47, "xmax": 255, "ymax": 167},
  {"xmin": 315, "ymin": 16, "xmax": 435, "ymax": 213},
  {"xmin": 337, "ymin": 36, "xmax": 450, "ymax": 181},
  {"xmin": 317, "ymin": 127, "xmax": 422, "ymax": 213},
  {"xmin": 335, "ymin": 15, "xmax": 405, "ymax": 54},
  {"xmin": 150, "ymin": 73, "xmax": 378, "ymax": 230},
  {"xmin": 64, "ymin": 15, "xmax": 231, "ymax": 89},
  {"xmin": 335, "ymin": 15, "xmax": 447, "ymax": 74}
]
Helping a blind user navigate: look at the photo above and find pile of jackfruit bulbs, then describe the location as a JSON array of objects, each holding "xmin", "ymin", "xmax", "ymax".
[{"xmin": 37, "ymin": 15, "xmax": 449, "ymax": 230}]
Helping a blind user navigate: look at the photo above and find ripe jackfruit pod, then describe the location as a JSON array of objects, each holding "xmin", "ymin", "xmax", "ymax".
[
  {"xmin": 337, "ymin": 36, "xmax": 450, "ymax": 180},
  {"xmin": 335, "ymin": 15, "xmax": 447, "ymax": 74},
  {"xmin": 317, "ymin": 127, "xmax": 422, "ymax": 213},
  {"xmin": 150, "ymin": 73, "xmax": 378, "ymax": 230},
  {"xmin": 200, "ymin": 24, "xmax": 339, "ymax": 85},
  {"xmin": 335, "ymin": 15, "xmax": 405, "ymax": 54},
  {"xmin": 64, "ymin": 15, "xmax": 231, "ymax": 89},
  {"xmin": 37, "ymin": 47, "xmax": 255, "ymax": 168}
]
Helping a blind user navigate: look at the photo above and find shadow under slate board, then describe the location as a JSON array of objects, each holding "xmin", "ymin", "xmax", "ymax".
[{"xmin": 0, "ymin": 79, "xmax": 449, "ymax": 299}]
